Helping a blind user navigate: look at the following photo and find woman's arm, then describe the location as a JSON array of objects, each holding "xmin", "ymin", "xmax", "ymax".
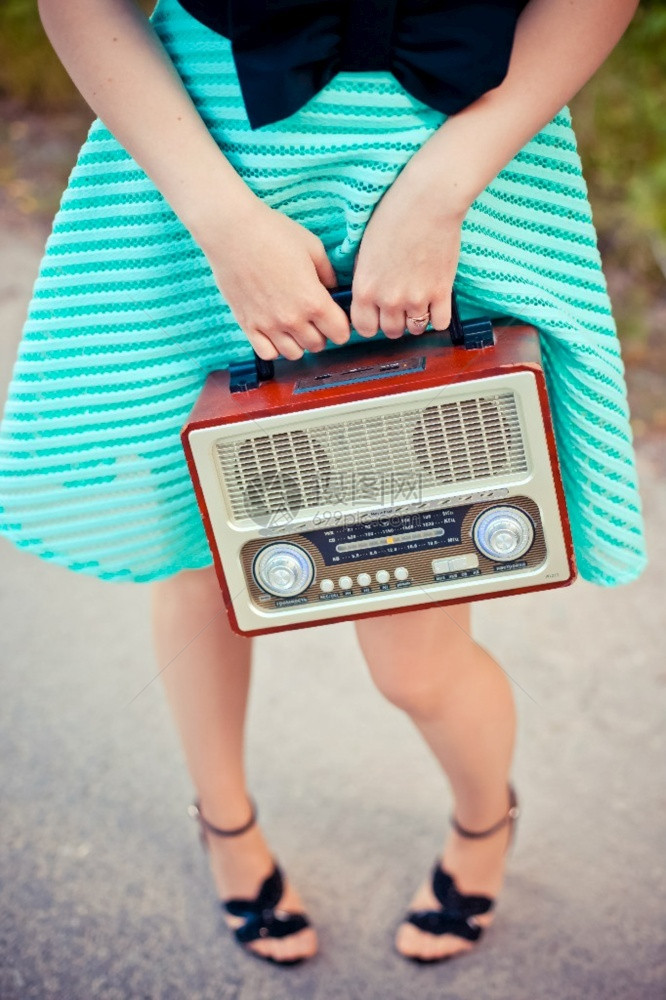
[
  {"xmin": 37, "ymin": 0, "xmax": 351, "ymax": 359},
  {"xmin": 351, "ymin": 0, "xmax": 640, "ymax": 338},
  {"xmin": 37, "ymin": 0, "xmax": 260, "ymax": 236},
  {"xmin": 402, "ymin": 0, "xmax": 641, "ymax": 214}
]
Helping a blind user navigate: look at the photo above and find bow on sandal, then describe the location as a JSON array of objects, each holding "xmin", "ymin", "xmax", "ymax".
[
  {"xmin": 188, "ymin": 797, "xmax": 313, "ymax": 966},
  {"xmin": 400, "ymin": 784, "xmax": 520, "ymax": 963}
]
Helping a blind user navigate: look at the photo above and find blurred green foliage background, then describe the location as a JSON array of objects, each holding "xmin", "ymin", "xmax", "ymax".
[{"xmin": 1, "ymin": 0, "xmax": 664, "ymax": 358}]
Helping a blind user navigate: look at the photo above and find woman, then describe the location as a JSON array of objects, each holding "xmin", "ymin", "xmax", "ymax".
[{"xmin": 0, "ymin": 0, "xmax": 645, "ymax": 967}]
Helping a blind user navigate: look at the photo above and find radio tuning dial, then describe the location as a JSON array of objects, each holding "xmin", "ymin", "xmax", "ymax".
[
  {"xmin": 252, "ymin": 542, "xmax": 315, "ymax": 597},
  {"xmin": 472, "ymin": 506, "xmax": 535, "ymax": 562}
]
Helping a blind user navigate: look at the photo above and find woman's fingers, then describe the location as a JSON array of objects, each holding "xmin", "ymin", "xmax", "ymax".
[
  {"xmin": 248, "ymin": 329, "xmax": 279, "ymax": 361},
  {"xmin": 349, "ymin": 288, "xmax": 381, "ymax": 338},
  {"xmin": 255, "ymin": 321, "xmax": 328, "ymax": 361},
  {"xmin": 428, "ymin": 296, "xmax": 452, "ymax": 333},
  {"xmin": 352, "ymin": 281, "xmax": 443, "ymax": 341},
  {"xmin": 289, "ymin": 321, "xmax": 328, "ymax": 354},
  {"xmin": 302, "ymin": 230, "xmax": 351, "ymax": 345},
  {"xmin": 268, "ymin": 330, "xmax": 307, "ymax": 361},
  {"xmin": 247, "ymin": 328, "xmax": 304, "ymax": 361},
  {"xmin": 248, "ymin": 287, "xmax": 347, "ymax": 360},
  {"xmin": 250, "ymin": 290, "xmax": 448, "ymax": 360},
  {"xmin": 297, "ymin": 316, "xmax": 328, "ymax": 352},
  {"xmin": 309, "ymin": 292, "xmax": 352, "ymax": 345},
  {"xmin": 310, "ymin": 237, "xmax": 339, "ymax": 291},
  {"xmin": 403, "ymin": 296, "xmax": 439, "ymax": 336},
  {"xmin": 379, "ymin": 304, "xmax": 411, "ymax": 339}
]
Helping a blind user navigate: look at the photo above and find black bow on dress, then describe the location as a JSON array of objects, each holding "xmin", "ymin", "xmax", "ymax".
[{"xmin": 225, "ymin": 0, "xmax": 528, "ymax": 129}]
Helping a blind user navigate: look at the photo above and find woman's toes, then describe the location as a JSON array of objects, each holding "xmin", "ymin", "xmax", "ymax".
[
  {"xmin": 283, "ymin": 928, "xmax": 316, "ymax": 962},
  {"xmin": 395, "ymin": 922, "xmax": 473, "ymax": 962},
  {"xmin": 289, "ymin": 926, "xmax": 318, "ymax": 961},
  {"xmin": 246, "ymin": 925, "xmax": 316, "ymax": 963},
  {"xmin": 282, "ymin": 927, "xmax": 316, "ymax": 962},
  {"xmin": 268, "ymin": 938, "xmax": 291, "ymax": 962},
  {"xmin": 247, "ymin": 936, "xmax": 281, "ymax": 960},
  {"xmin": 279, "ymin": 930, "xmax": 308, "ymax": 962},
  {"xmin": 395, "ymin": 922, "xmax": 427, "ymax": 959},
  {"xmin": 272, "ymin": 940, "xmax": 293, "ymax": 963},
  {"xmin": 430, "ymin": 933, "xmax": 473, "ymax": 961},
  {"xmin": 246, "ymin": 939, "xmax": 269, "ymax": 959},
  {"xmin": 271, "ymin": 935, "xmax": 298, "ymax": 963}
]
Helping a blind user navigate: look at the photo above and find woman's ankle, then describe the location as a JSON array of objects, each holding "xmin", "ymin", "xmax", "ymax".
[
  {"xmin": 196, "ymin": 789, "xmax": 255, "ymax": 830},
  {"xmin": 449, "ymin": 780, "xmax": 514, "ymax": 833}
]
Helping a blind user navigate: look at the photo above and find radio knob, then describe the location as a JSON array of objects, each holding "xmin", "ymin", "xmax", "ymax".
[
  {"xmin": 252, "ymin": 542, "xmax": 315, "ymax": 597},
  {"xmin": 375, "ymin": 569, "xmax": 391, "ymax": 584},
  {"xmin": 472, "ymin": 506, "xmax": 535, "ymax": 562},
  {"xmin": 394, "ymin": 566, "xmax": 409, "ymax": 581},
  {"xmin": 357, "ymin": 572, "xmax": 372, "ymax": 587},
  {"xmin": 338, "ymin": 575, "xmax": 353, "ymax": 590}
]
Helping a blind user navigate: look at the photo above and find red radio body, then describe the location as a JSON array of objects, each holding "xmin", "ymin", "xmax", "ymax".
[{"xmin": 181, "ymin": 305, "xmax": 576, "ymax": 636}]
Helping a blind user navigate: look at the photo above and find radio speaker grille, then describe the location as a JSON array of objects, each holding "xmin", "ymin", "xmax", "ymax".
[{"xmin": 215, "ymin": 391, "xmax": 528, "ymax": 522}]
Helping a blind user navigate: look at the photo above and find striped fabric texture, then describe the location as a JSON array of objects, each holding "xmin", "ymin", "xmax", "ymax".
[{"xmin": 0, "ymin": 0, "xmax": 647, "ymax": 586}]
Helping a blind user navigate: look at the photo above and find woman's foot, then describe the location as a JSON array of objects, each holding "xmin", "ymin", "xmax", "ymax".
[
  {"xmin": 395, "ymin": 786, "xmax": 517, "ymax": 961},
  {"xmin": 195, "ymin": 799, "xmax": 318, "ymax": 963}
]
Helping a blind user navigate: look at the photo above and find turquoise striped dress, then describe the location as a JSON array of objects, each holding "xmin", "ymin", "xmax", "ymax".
[{"xmin": 0, "ymin": 0, "xmax": 647, "ymax": 586}]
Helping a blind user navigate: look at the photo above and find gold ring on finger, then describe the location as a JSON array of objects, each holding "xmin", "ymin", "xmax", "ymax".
[{"xmin": 405, "ymin": 311, "xmax": 430, "ymax": 330}]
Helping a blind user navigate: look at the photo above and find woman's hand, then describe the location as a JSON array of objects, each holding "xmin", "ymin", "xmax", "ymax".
[
  {"xmin": 350, "ymin": 166, "xmax": 466, "ymax": 340},
  {"xmin": 198, "ymin": 199, "xmax": 351, "ymax": 360}
]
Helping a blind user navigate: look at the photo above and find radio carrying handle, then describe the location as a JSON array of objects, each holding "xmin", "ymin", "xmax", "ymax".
[{"xmin": 229, "ymin": 286, "xmax": 494, "ymax": 392}]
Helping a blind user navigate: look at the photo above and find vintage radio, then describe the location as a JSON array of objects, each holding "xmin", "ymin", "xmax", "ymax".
[{"xmin": 181, "ymin": 288, "xmax": 576, "ymax": 636}]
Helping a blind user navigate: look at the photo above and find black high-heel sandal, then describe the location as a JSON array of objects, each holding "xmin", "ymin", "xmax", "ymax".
[
  {"xmin": 398, "ymin": 783, "xmax": 520, "ymax": 963},
  {"xmin": 188, "ymin": 796, "xmax": 314, "ymax": 966}
]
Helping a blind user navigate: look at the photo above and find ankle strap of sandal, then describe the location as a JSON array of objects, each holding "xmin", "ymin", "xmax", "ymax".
[
  {"xmin": 450, "ymin": 784, "xmax": 519, "ymax": 839},
  {"xmin": 188, "ymin": 796, "xmax": 257, "ymax": 837}
]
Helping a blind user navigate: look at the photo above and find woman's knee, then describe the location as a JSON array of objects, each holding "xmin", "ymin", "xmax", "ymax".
[
  {"xmin": 355, "ymin": 626, "xmax": 440, "ymax": 718},
  {"xmin": 369, "ymin": 664, "xmax": 448, "ymax": 718},
  {"xmin": 354, "ymin": 605, "xmax": 474, "ymax": 718}
]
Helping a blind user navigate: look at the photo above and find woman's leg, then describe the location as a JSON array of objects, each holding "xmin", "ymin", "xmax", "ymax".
[
  {"xmin": 150, "ymin": 564, "xmax": 318, "ymax": 962},
  {"xmin": 354, "ymin": 602, "xmax": 517, "ymax": 961}
]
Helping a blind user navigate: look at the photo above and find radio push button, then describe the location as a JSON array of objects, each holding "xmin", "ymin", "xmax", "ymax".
[
  {"xmin": 320, "ymin": 578, "xmax": 335, "ymax": 593},
  {"xmin": 431, "ymin": 557, "xmax": 451, "ymax": 575},
  {"xmin": 448, "ymin": 554, "xmax": 479, "ymax": 572},
  {"xmin": 357, "ymin": 573, "xmax": 372, "ymax": 587},
  {"xmin": 338, "ymin": 576, "xmax": 353, "ymax": 591},
  {"xmin": 394, "ymin": 566, "xmax": 409, "ymax": 581},
  {"xmin": 432, "ymin": 554, "xmax": 480, "ymax": 576},
  {"xmin": 375, "ymin": 569, "xmax": 391, "ymax": 584}
]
